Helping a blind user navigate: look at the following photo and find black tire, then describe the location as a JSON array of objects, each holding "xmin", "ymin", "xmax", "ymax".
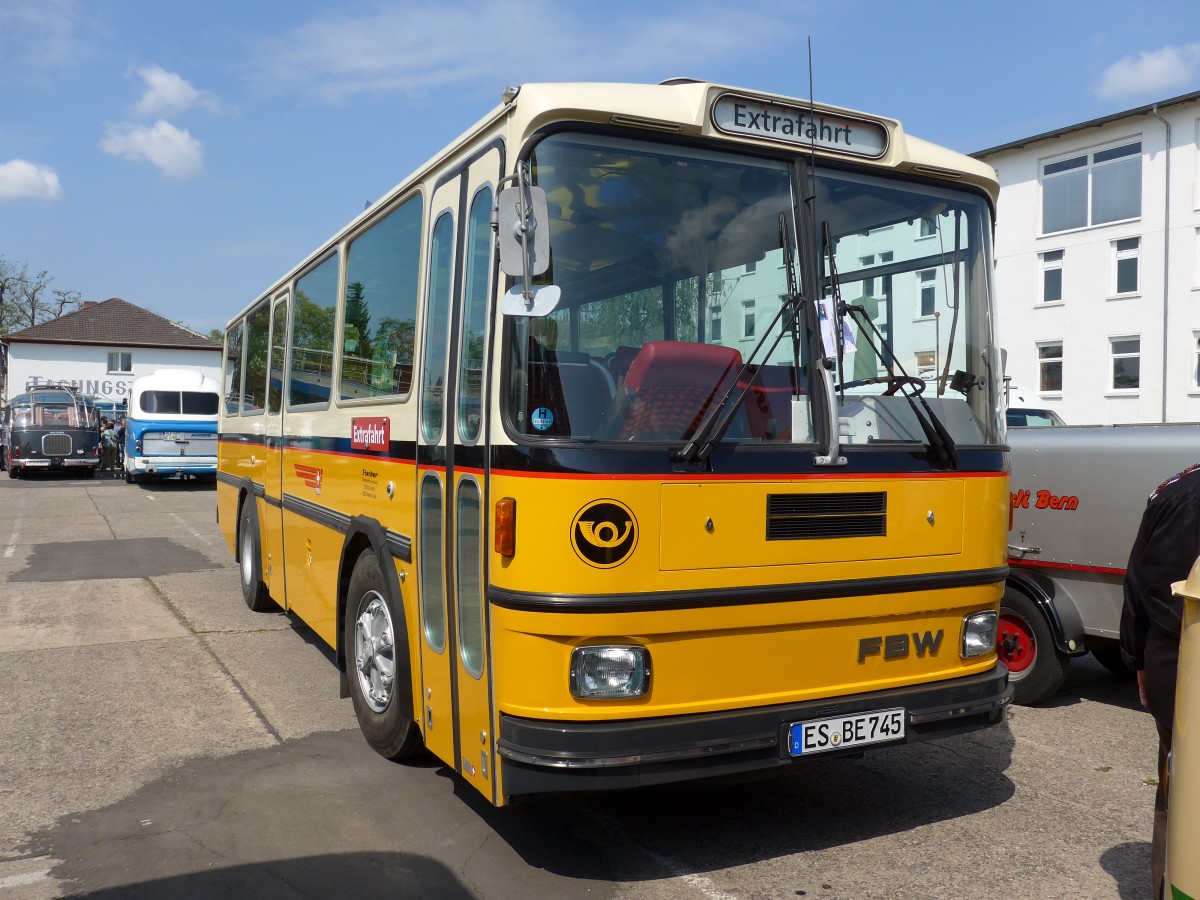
[
  {"xmin": 8, "ymin": 464, "xmax": 17, "ymax": 479},
  {"xmin": 999, "ymin": 586, "xmax": 1068, "ymax": 705},
  {"xmin": 238, "ymin": 505, "xmax": 273, "ymax": 612},
  {"xmin": 344, "ymin": 548, "xmax": 421, "ymax": 760},
  {"xmin": 1091, "ymin": 644, "xmax": 1136, "ymax": 679},
  {"xmin": 125, "ymin": 469, "xmax": 136, "ymax": 484}
]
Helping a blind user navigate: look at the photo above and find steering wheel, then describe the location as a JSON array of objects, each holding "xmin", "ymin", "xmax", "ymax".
[{"xmin": 882, "ymin": 376, "xmax": 926, "ymax": 396}]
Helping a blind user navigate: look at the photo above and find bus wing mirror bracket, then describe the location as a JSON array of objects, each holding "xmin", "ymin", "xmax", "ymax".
[{"xmin": 496, "ymin": 174, "xmax": 560, "ymax": 317}]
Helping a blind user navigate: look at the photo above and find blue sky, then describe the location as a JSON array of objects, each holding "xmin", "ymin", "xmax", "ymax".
[{"xmin": 2, "ymin": 0, "xmax": 1198, "ymax": 336}]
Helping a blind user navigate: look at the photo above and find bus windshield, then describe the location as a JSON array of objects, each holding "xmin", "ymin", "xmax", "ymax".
[{"xmin": 509, "ymin": 132, "xmax": 999, "ymax": 448}]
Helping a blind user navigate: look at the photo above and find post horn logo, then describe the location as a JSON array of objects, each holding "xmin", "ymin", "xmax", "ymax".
[{"xmin": 572, "ymin": 499, "xmax": 638, "ymax": 568}]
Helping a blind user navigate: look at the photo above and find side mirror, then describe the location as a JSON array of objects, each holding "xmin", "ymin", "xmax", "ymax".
[{"xmin": 496, "ymin": 183, "xmax": 561, "ymax": 316}]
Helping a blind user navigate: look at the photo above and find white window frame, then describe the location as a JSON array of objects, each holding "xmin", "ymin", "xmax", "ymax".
[
  {"xmin": 1193, "ymin": 331, "xmax": 1200, "ymax": 390},
  {"xmin": 1041, "ymin": 250, "xmax": 1064, "ymax": 304},
  {"xmin": 918, "ymin": 270, "xmax": 936, "ymax": 318},
  {"xmin": 1110, "ymin": 335, "xmax": 1141, "ymax": 391},
  {"xmin": 1113, "ymin": 237, "xmax": 1140, "ymax": 296},
  {"xmin": 1040, "ymin": 138, "xmax": 1142, "ymax": 235},
  {"xmin": 742, "ymin": 299, "xmax": 755, "ymax": 339},
  {"xmin": 1037, "ymin": 340, "xmax": 1063, "ymax": 394},
  {"xmin": 914, "ymin": 350, "xmax": 936, "ymax": 378},
  {"xmin": 106, "ymin": 351, "xmax": 132, "ymax": 374}
]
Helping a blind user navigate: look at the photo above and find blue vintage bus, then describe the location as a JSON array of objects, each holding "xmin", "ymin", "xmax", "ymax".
[{"xmin": 123, "ymin": 369, "xmax": 221, "ymax": 483}]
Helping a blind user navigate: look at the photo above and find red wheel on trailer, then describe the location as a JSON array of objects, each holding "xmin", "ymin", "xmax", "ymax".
[
  {"xmin": 998, "ymin": 612, "xmax": 1036, "ymax": 674},
  {"xmin": 1000, "ymin": 586, "xmax": 1068, "ymax": 704}
]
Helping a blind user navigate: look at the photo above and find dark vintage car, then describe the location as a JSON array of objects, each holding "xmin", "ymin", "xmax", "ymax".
[{"xmin": 2, "ymin": 383, "xmax": 102, "ymax": 478}]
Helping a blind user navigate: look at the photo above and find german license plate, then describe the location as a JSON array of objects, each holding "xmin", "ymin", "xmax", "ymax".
[{"xmin": 788, "ymin": 707, "xmax": 905, "ymax": 756}]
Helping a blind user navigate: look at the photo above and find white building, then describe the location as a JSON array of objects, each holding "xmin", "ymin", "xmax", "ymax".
[
  {"xmin": 975, "ymin": 90, "xmax": 1200, "ymax": 425},
  {"xmin": 1, "ymin": 297, "xmax": 221, "ymax": 408}
]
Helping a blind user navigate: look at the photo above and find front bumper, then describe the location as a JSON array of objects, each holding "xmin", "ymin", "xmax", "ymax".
[{"xmin": 498, "ymin": 664, "xmax": 1011, "ymax": 796}]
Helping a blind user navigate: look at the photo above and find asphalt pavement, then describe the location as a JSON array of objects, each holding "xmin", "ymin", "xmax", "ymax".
[{"xmin": 0, "ymin": 471, "xmax": 1161, "ymax": 899}]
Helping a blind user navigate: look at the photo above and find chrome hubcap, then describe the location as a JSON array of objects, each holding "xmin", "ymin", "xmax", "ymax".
[{"xmin": 354, "ymin": 591, "xmax": 395, "ymax": 713}]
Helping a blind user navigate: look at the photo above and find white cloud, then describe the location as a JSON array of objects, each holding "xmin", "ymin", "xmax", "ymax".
[
  {"xmin": 1095, "ymin": 43, "xmax": 1200, "ymax": 101},
  {"xmin": 254, "ymin": 2, "xmax": 792, "ymax": 103},
  {"xmin": 100, "ymin": 120, "xmax": 204, "ymax": 179},
  {"xmin": 134, "ymin": 65, "xmax": 221, "ymax": 118},
  {"xmin": 0, "ymin": 159, "xmax": 64, "ymax": 201}
]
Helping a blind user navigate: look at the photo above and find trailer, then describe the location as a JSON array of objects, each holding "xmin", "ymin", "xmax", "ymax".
[{"xmin": 1003, "ymin": 422, "xmax": 1200, "ymax": 703}]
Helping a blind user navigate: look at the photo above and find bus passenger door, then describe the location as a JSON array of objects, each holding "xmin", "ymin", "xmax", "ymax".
[
  {"xmin": 448, "ymin": 157, "xmax": 499, "ymax": 800},
  {"xmin": 261, "ymin": 291, "xmax": 289, "ymax": 604},
  {"xmin": 416, "ymin": 146, "xmax": 500, "ymax": 798},
  {"xmin": 415, "ymin": 176, "xmax": 462, "ymax": 769}
]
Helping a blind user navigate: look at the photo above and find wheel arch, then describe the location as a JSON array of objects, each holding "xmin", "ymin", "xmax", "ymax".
[
  {"xmin": 337, "ymin": 515, "xmax": 414, "ymax": 724},
  {"xmin": 1005, "ymin": 567, "xmax": 1087, "ymax": 656}
]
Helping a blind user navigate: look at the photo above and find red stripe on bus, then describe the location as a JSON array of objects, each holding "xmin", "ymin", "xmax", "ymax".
[{"xmin": 1007, "ymin": 558, "xmax": 1126, "ymax": 577}]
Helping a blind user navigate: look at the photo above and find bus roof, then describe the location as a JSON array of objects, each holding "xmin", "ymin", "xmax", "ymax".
[{"xmin": 231, "ymin": 79, "xmax": 998, "ymax": 327}]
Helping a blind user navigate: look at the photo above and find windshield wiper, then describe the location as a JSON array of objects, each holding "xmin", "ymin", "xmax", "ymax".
[
  {"xmin": 822, "ymin": 222, "xmax": 958, "ymax": 469},
  {"xmin": 674, "ymin": 215, "xmax": 806, "ymax": 466}
]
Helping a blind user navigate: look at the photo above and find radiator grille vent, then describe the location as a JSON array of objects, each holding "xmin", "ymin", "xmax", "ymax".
[
  {"xmin": 766, "ymin": 492, "xmax": 887, "ymax": 540},
  {"xmin": 42, "ymin": 433, "xmax": 72, "ymax": 457}
]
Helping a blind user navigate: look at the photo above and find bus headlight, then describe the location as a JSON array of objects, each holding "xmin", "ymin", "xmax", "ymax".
[
  {"xmin": 962, "ymin": 610, "xmax": 999, "ymax": 658},
  {"xmin": 569, "ymin": 645, "xmax": 650, "ymax": 699}
]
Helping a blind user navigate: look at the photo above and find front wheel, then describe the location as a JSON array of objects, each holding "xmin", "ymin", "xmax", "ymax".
[
  {"xmin": 999, "ymin": 587, "xmax": 1068, "ymax": 705},
  {"xmin": 345, "ymin": 549, "xmax": 421, "ymax": 760}
]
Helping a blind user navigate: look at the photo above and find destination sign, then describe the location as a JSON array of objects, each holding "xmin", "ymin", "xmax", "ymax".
[{"xmin": 711, "ymin": 94, "xmax": 888, "ymax": 158}]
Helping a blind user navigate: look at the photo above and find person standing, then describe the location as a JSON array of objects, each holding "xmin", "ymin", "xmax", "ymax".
[
  {"xmin": 99, "ymin": 418, "xmax": 118, "ymax": 475},
  {"xmin": 1120, "ymin": 462, "xmax": 1200, "ymax": 899}
]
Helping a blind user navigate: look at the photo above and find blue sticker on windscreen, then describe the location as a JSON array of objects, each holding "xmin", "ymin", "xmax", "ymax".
[{"xmin": 531, "ymin": 407, "xmax": 555, "ymax": 431}]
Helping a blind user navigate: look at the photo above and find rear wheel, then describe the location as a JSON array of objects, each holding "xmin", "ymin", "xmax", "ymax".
[
  {"xmin": 345, "ymin": 548, "xmax": 421, "ymax": 760},
  {"xmin": 238, "ymin": 505, "xmax": 273, "ymax": 612},
  {"xmin": 999, "ymin": 587, "xmax": 1068, "ymax": 705}
]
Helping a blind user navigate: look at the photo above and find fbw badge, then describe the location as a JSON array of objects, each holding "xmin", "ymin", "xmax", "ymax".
[{"xmin": 572, "ymin": 499, "xmax": 638, "ymax": 568}]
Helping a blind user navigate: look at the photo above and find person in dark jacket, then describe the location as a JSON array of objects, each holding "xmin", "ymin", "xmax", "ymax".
[{"xmin": 1120, "ymin": 462, "xmax": 1200, "ymax": 899}]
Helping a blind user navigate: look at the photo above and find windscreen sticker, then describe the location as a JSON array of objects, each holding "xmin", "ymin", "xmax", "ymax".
[{"xmin": 531, "ymin": 407, "xmax": 555, "ymax": 431}]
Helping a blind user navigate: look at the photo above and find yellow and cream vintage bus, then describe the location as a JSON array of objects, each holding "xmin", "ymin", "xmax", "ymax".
[{"xmin": 218, "ymin": 80, "xmax": 1012, "ymax": 806}]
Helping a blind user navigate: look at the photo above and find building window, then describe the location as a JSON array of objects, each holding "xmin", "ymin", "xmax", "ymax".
[
  {"xmin": 919, "ymin": 270, "xmax": 936, "ymax": 317},
  {"xmin": 1041, "ymin": 250, "xmax": 1064, "ymax": 303},
  {"xmin": 710, "ymin": 314, "xmax": 722, "ymax": 342},
  {"xmin": 915, "ymin": 350, "xmax": 936, "ymax": 378},
  {"xmin": 745, "ymin": 260, "xmax": 756, "ymax": 274},
  {"xmin": 1195, "ymin": 227, "xmax": 1200, "ymax": 288},
  {"xmin": 861, "ymin": 255, "xmax": 875, "ymax": 297},
  {"xmin": 1111, "ymin": 336, "xmax": 1141, "ymax": 390},
  {"xmin": 920, "ymin": 216, "xmax": 937, "ymax": 237},
  {"xmin": 1193, "ymin": 333, "xmax": 1200, "ymax": 388},
  {"xmin": 1042, "ymin": 140, "xmax": 1142, "ymax": 233},
  {"xmin": 743, "ymin": 300, "xmax": 755, "ymax": 338},
  {"xmin": 1115, "ymin": 237, "xmax": 1140, "ymax": 294},
  {"xmin": 1038, "ymin": 341, "xmax": 1063, "ymax": 393},
  {"xmin": 107, "ymin": 352, "xmax": 132, "ymax": 374}
]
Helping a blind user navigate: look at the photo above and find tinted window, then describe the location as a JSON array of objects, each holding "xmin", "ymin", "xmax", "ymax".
[
  {"xmin": 142, "ymin": 391, "xmax": 182, "ymax": 414},
  {"xmin": 182, "ymin": 392, "xmax": 220, "ymax": 415},
  {"xmin": 224, "ymin": 320, "xmax": 245, "ymax": 415},
  {"xmin": 290, "ymin": 255, "xmax": 339, "ymax": 408},
  {"xmin": 458, "ymin": 188, "xmax": 492, "ymax": 443},
  {"xmin": 268, "ymin": 299, "xmax": 288, "ymax": 414},
  {"xmin": 341, "ymin": 196, "xmax": 423, "ymax": 401},
  {"xmin": 244, "ymin": 301, "xmax": 271, "ymax": 414},
  {"xmin": 421, "ymin": 212, "xmax": 454, "ymax": 443}
]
